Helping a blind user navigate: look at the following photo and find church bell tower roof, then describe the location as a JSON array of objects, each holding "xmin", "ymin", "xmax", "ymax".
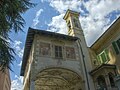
[{"xmin": 63, "ymin": 9, "xmax": 80, "ymax": 20}]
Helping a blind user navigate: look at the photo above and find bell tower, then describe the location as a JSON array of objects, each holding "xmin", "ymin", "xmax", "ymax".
[
  {"xmin": 64, "ymin": 9, "xmax": 95, "ymax": 90},
  {"xmin": 63, "ymin": 9, "xmax": 83, "ymax": 38}
]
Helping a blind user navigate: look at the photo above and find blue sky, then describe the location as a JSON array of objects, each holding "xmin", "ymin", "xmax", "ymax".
[{"xmin": 10, "ymin": 0, "xmax": 120, "ymax": 89}]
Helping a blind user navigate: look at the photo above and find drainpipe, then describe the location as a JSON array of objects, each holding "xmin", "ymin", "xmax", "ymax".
[{"xmin": 77, "ymin": 39, "xmax": 90, "ymax": 90}]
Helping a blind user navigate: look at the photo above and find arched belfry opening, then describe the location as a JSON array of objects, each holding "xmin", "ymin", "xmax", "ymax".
[
  {"xmin": 35, "ymin": 68, "xmax": 83, "ymax": 90},
  {"xmin": 63, "ymin": 9, "xmax": 82, "ymax": 38}
]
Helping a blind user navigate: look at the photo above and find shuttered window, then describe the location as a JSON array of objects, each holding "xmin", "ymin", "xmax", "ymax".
[
  {"xmin": 116, "ymin": 39, "xmax": 120, "ymax": 49},
  {"xmin": 112, "ymin": 41, "xmax": 119, "ymax": 55},
  {"xmin": 101, "ymin": 52, "xmax": 107, "ymax": 63},
  {"xmin": 97, "ymin": 49, "xmax": 110, "ymax": 64},
  {"xmin": 97, "ymin": 55, "xmax": 102, "ymax": 64}
]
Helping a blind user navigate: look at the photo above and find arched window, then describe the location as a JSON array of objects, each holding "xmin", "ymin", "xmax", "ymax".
[
  {"xmin": 108, "ymin": 73, "xmax": 115, "ymax": 87},
  {"xmin": 97, "ymin": 75, "xmax": 107, "ymax": 90},
  {"xmin": 67, "ymin": 21, "xmax": 71, "ymax": 29}
]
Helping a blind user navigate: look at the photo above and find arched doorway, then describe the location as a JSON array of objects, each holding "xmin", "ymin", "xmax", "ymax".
[
  {"xmin": 97, "ymin": 75, "xmax": 107, "ymax": 90},
  {"xmin": 34, "ymin": 68, "xmax": 83, "ymax": 90}
]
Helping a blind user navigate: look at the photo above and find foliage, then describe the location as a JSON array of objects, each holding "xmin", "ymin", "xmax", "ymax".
[{"xmin": 0, "ymin": 0, "xmax": 35, "ymax": 71}]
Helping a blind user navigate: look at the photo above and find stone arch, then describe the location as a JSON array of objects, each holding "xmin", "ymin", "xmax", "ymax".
[
  {"xmin": 34, "ymin": 67, "xmax": 84, "ymax": 90},
  {"xmin": 96, "ymin": 75, "xmax": 107, "ymax": 90}
]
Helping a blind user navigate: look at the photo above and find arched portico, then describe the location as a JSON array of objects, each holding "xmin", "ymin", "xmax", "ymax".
[{"xmin": 34, "ymin": 68, "xmax": 84, "ymax": 90}]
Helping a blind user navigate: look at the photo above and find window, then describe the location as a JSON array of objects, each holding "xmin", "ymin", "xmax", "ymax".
[
  {"xmin": 67, "ymin": 21, "xmax": 71, "ymax": 29},
  {"xmin": 68, "ymin": 29, "xmax": 72, "ymax": 35},
  {"xmin": 66, "ymin": 47, "xmax": 75, "ymax": 59},
  {"xmin": 97, "ymin": 49, "xmax": 109, "ymax": 64},
  {"xmin": 55, "ymin": 46, "xmax": 62, "ymax": 58},
  {"xmin": 112, "ymin": 38, "xmax": 120, "ymax": 55},
  {"xmin": 40, "ymin": 42, "xmax": 50, "ymax": 56}
]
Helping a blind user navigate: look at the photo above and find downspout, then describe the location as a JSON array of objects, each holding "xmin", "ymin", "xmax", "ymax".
[{"xmin": 77, "ymin": 39, "xmax": 90, "ymax": 90}]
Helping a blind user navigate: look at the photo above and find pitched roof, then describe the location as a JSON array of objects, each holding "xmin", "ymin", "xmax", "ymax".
[
  {"xmin": 63, "ymin": 9, "xmax": 80, "ymax": 20},
  {"xmin": 90, "ymin": 16, "xmax": 120, "ymax": 50},
  {"xmin": 20, "ymin": 27, "xmax": 78, "ymax": 76}
]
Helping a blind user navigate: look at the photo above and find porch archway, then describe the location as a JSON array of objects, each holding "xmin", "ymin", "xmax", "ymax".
[{"xmin": 35, "ymin": 68, "xmax": 83, "ymax": 90}]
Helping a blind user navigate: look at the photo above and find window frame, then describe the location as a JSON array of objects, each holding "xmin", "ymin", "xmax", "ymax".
[
  {"xmin": 112, "ymin": 38, "xmax": 120, "ymax": 55},
  {"xmin": 97, "ymin": 49, "xmax": 110, "ymax": 64},
  {"xmin": 54, "ymin": 45, "xmax": 63, "ymax": 59},
  {"xmin": 73, "ymin": 17, "xmax": 79, "ymax": 28},
  {"xmin": 67, "ymin": 21, "xmax": 71, "ymax": 29}
]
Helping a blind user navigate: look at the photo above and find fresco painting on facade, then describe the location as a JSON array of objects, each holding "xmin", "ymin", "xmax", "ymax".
[
  {"xmin": 34, "ymin": 68, "xmax": 83, "ymax": 90},
  {"xmin": 39, "ymin": 42, "xmax": 51, "ymax": 56}
]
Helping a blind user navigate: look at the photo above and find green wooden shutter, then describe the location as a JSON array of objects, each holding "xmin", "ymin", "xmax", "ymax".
[
  {"xmin": 105, "ymin": 49, "xmax": 110, "ymax": 61},
  {"xmin": 100, "ymin": 52, "xmax": 107, "ymax": 63},
  {"xmin": 116, "ymin": 39, "xmax": 120, "ymax": 50},
  {"xmin": 112, "ymin": 42, "xmax": 119, "ymax": 55},
  {"xmin": 97, "ymin": 55, "xmax": 101, "ymax": 64}
]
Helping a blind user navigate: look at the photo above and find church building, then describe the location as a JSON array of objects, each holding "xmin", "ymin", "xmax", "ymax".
[{"xmin": 21, "ymin": 10, "xmax": 120, "ymax": 90}]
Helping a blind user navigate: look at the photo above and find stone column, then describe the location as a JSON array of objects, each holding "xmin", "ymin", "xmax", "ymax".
[
  {"xmin": 94, "ymin": 80, "xmax": 98, "ymax": 90},
  {"xmin": 105, "ymin": 74, "xmax": 111, "ymax": 90},
  {"xmin": 30, "ymin": 80, "xmax": 35, "ymax": 90}
]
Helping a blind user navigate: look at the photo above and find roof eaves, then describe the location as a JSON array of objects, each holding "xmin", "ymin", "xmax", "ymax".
[
  {"xmin": 90, "ymin": 64, "xmax": 116, "ymax": 75},
  {"xmin": 20, "ymin": 28, "xmax": 35, "ymax": 76},
  {"xmin": 90, "ymin": 16, "xmax": 120, "ymax": 48}
]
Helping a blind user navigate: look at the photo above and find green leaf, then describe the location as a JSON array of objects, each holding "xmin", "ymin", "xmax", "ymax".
[{"xmin": 0, "ymin": 0, "xmax": 35, "ymax": 71}]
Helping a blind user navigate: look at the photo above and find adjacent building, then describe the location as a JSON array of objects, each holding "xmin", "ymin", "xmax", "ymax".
[
  {"xmin": 21, "ymin": 9, "xmax": 120, "ymax": 90},
  {"xmin": 89, "ymin": 16, "xmax": 120, "ymax": 90},
  {"xmin": 0, "ymin": 68, "xmax": 11, "ymax": 90}
]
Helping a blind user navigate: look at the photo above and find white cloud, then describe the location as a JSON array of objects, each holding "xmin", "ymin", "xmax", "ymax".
[
  {"xmin": 45, "ymin": 0, "xmax": 82, "ymax": 34},
  {"xmin": 18, "ymin": 61, "xmax": 22, "ymax": 67},
  {"xmin": 80, "ymin": 14, "xmax": 110, "ymax": 45},
  {"xmin": 82, "ymin": 0, "xmax": 120, "ymax": 45},
  {"xmin": 13, "ymin": 40, "xmax": 24, "ymax": 58},
  {"xmin": 42, "ymin": 0, "xmax": 82, "ymax": 14},
  {"xmin": 42, "ymin": 0, "xmax": 120, "ymax": 46},
  {"xmin": 47, "ymin": 14, "xmax": 68, "ymax": 34},
  {"xmin": 32, "ymin": 9, "xmax": 43, "ymax": 28},
  {"xmin": 49, "ymin": 0, "xmax": 82, "ymax": 14},
  {"xmin": 11, "ymin": 41, "xmax": 24, "ymax": 90},
  {"xmin": 11, "ymin": 75, "xmax": 23, "ymax": 90}
]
